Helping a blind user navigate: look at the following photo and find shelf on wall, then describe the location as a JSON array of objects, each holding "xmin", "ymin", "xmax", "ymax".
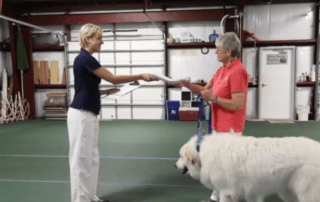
[
  {"xmin": 296, "ymin": 81, "xmax": 315, "ymax": 87},
  {"xmin": 243, "ymin": 39, "xmax": 317, "ymax": 48},
  {"xmin": 167, "ymin": 82, "xmax": 258, "ymax": 88},
  {"xmin": 35, "ymin": 84, "xmax": 66, "ymax": 89},
  {"xmin": 166, "ymin": 42, "xmax": 216, "ymax": 49},
  {"xmin": 32, "ymin": 45, "xmax": 65, "ymax": 51},
  {"xmin": 248, "ymin": 83, "xmax": 258, "ymax": 87}
]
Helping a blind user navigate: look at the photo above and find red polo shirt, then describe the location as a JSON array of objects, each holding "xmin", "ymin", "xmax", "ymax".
[{"xmin": 209, "ymin": 59, "xmax": 248, "ymax": 133}]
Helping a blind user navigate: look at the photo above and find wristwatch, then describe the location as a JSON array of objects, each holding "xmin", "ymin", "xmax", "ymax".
[{"xmin": 211, "ymin": 95, "xmax": 218, "ymax": 103}]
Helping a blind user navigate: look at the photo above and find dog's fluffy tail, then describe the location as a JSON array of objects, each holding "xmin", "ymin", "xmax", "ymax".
[{"xmin": 290, "ymin": 165, "xmax": 320, "ymax": 202}]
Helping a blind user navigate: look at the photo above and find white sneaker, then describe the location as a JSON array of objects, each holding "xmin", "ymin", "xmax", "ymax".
[
  {"xmin": 199, "ymin": 199, "xmax": 217, "ymax": 202},
  {"xmin": 91, "ymin": 196, "xmax": 109, "ymax": 202}
]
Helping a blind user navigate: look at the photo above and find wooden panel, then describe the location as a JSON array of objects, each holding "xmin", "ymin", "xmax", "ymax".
[
  {"xmin": 62, "ymin": 68, "xmax": 66, "ymax": 85},
  {"xmin": 0, "ymin": 0, "xmax": 2, "ymax": 14},
  {"xmin": 50, "ymin": 60, "xmax": 59, "ymax": 84},
  {"xmin": 40, "ymin": 60, "xmax": 50, "ymax": 84}
]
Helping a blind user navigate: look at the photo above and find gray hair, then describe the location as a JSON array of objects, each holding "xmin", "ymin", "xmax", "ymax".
[{"xmin": 215, "ymin": 32, "xmax": 241, "ymax": 57}]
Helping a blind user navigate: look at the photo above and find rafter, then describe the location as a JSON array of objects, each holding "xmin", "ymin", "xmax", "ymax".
[{"xmin": 23, "ymin": 9, "xmax": 234, "ymax": 25}]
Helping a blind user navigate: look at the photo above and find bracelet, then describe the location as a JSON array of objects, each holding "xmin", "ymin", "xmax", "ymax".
[{"xmin": 211, "ymin": 95, "xmax": 218, "ymax": 103}]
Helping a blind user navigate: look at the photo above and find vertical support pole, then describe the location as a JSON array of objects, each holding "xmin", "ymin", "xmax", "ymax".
[
  {"xmin": 237, "ymin": 0, "xmax": 245, "ymax": 61},
  {"xmin": 113, "ymin": 23, "xmax": 118, "ymax": 120},
  {"xmin": 313, "ymin": 3, "xmax": 319, "ymax": 121},
  {"xmin": 8, "ymin": 23, "xmax": 22, "ymax": 99},
  {"xmin": 20, "ymin": 26, "xmax": 36, "ymax": 119},
  {"xmin": 164, "ymin": 22, "xmax": 168, "ymax": 120},
  {"xmin": 65, "ymin": 25, "xmax": 71, "ymax": 42}
]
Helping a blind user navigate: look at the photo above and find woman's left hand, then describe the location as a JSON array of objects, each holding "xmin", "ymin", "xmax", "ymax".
[
  {"xmin": 101, "ymin": 88, "xmax": 120, "ymax": 95},
  {"xmin": 201, "ymin": 90, "xmax": 214, "ymax": 101},
  {"xmin": 142, "ymin": 74, "xmax": 158, "ymax": 82}
]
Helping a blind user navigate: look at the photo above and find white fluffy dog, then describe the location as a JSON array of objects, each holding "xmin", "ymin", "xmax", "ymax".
[{"xmin": 176, "ymin": 134, "xmax": 320, "ymax": 202}]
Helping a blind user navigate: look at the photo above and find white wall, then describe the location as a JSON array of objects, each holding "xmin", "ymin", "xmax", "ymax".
[
  {"xmin": 244, "ymin": 3, "xmax": 316, "ymax": 117},
  {"xmin": 296, "ymin": 46, "xmax": 314, "ymax": 107},
  {"xmin": 244, "ymin": 3, "xmax": 315, "ymax": 40},
  {"xmin": 243, "ymin": 48, "xmax": 258, "ymax": 119},
  {"xmin": 167, "ymin": 21, "xmax": 221, "ymax": 108}
]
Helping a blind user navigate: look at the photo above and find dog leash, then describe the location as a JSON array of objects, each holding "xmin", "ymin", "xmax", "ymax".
[{"xmin": 196, "ymin": 94, "xmax": 212, "ymax": 150}]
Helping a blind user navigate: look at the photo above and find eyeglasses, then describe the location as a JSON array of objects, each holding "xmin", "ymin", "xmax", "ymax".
[{"xmin": 216, "ymin": 47, "xmax": 228, "ymax": 53}]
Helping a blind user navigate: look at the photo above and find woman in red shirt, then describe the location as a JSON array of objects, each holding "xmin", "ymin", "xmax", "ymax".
[{"xmin": 180, "ymin": 32, "xmax": 248, "ymax": 202}]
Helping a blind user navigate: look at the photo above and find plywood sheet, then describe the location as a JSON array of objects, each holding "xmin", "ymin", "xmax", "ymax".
[
  {"xmin": 50, "ymin": 60, "xmax": 59, "ymax": 84},
  {"xmin": 40, "ymin": 61, "xmax": 50, "ymax": 84},
  {"xmin": 62, "ymin": 68, "xmax": 66, "ymax": 85}
]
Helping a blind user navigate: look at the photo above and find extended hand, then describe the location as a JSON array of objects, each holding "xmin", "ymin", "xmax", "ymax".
[
  {"xmin": 142, "ymin": 74, "xmax": 158, "ymax": 82},
  {"xmin": 201, "ymin": 90, "xmax": 214, "ymax": 101},
  {"xmin": 101, "ymin": 88, "xmax": 120, "ymax": 96},
  {"xmin": 179, "ymin": 80, "xmax": 189, "ymax": 87}
]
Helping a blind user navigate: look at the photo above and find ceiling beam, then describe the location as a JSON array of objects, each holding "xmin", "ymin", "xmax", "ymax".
[
  {"xmin": 16, "ymin": 1, "xmax": 235, "ymax": 13},
  {"xmin": 23, "ymin": 9, "xmax": 234, "ymax": 25}
]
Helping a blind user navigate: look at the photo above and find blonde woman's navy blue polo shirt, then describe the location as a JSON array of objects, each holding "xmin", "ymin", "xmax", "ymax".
[{"xmin": 70, "ymin": 49, "xmax": 102, "ymax": 114}]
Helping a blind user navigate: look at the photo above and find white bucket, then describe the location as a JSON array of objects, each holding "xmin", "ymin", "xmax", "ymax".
[{"xmin": 296, "ymin": 105, "xmax": 310, "ymax": 121}]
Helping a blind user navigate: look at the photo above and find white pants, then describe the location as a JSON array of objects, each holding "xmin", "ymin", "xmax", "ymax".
[
  {"xmin": 210, "ymin": 129, "xmax": 242, "ymax": 201},
  {"xmin": 67, "ymin": 108, "xmax": 100, "ymax": 202}
]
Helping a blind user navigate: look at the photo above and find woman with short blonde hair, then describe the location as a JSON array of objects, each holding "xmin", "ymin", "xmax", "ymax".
[
  {"xmin": 79, "ymin": 23, "xmax": 102, "ymax": 49},
  {"xmin": 67, "ymin": 23, "xmax": 157, "ymax": 202}
]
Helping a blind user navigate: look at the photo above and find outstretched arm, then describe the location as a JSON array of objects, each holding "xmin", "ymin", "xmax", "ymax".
[
  {"xmin": 100, "ymin": 88, "xmax": 120, "ymax": 96},
  {"xmin": 93, "ymin": 67, "xmax": 157, "ymax": 84},
  {"xmin": 179, "ymin": 80, "xmax": 212, "ymax": 95}
]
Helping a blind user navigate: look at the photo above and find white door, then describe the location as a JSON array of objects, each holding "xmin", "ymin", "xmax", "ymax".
[{"xmin": 259, "ymin": 46, "xmax": 295, "ymax": 120}]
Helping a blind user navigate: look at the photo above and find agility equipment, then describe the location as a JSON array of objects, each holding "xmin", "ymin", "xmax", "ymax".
[{"xmin": 0, "ymin": 92, "xmax": 30, "ymax": 124}]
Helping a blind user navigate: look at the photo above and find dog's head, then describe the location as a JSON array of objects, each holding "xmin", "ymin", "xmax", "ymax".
[{"xmin": 175, "ymin": 136, "xmax": 201, "ymax": 180}]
